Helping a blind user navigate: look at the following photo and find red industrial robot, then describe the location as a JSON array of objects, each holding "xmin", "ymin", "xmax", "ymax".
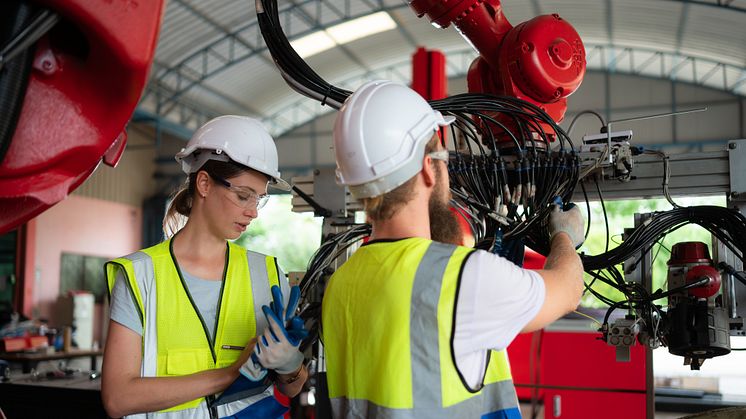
[
  {"xmin": 409, "ymin": 0, "xmax": 586, "ymax": 144},
  {"xmin": 0, "ymin": 0, "xmax": 163, "ymax": 234},
  {"xmin": 408, "ymin": 0, "xmax": 586, "ymax": 247},
  {"xmin": 1, "ymin": 0, "xmax": 585, "ymax": 234}
]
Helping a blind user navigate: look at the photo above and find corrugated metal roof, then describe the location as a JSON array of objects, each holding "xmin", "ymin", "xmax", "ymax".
[{"xmin": 140, "ymin": 0, "xmax": 746, "ymax": 137}]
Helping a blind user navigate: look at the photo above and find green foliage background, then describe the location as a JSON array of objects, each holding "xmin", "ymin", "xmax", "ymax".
[
  {"xmin": 235, "ymin": 195, "xmax": 322, "ymax": 273},
  {"xmin": 577, "ymin": 195, "xmax": 726, "ymax": 308}
]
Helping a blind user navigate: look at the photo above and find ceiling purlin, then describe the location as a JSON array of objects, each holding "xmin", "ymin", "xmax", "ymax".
[
  {"xmin": 152, "ymin": 0, "xmax": 398, "ymax": 120},
  {"xmin": 152, "ymin": 1, "xmax": 277, "ymax": 116},
  {"xmin": 675, "ymin": 0, "xmax": 745, "ymax": 13},
  {"xmin": 675, "ymin": 2, "xmax": 691, "ymax": 53},
  {"xmin": 145, "ymin": 0, "xmax": 746, "ymax": 136},
  {"xmin": 263, "ymin": 45, "xmax": 746, "ymax": 138}
]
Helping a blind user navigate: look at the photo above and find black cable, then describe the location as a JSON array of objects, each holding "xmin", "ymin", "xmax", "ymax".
[
  {"xmin": 580, "ymin": 179, "xmax": 591, "ymax": 240},
  {"xmin": 595, "ymin": 176, "xmax": 610, "ymax": 253},
  {"xmin": 292, "ymin": 185, "xmax": 332, "ymax": 218},
  {"xmin": 0, "ymin": 8, "xmax": 59, "ymax": 70},
  {"xmin": 0, "ymin": 5, "xmax": 58, "ymax": 164},
  {"xmin": 718, "ymin": 263, "xmax": 746, "ymax": 288},
  {"xmin": 255, "ymin": 0, "xmax": 746, "ymax": 332},
  {"xmin": 583, "ymin": 206, "xmax": 746, "ymax": 271},
  {"xmin": 566, "ymin": 109, "xmax": 607, "ymax": 138}
]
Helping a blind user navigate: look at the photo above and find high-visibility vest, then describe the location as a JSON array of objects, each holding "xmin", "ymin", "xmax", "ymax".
[
  {"xmin": 105, "ymin": 238, "xmax": 282, "ymax": 418},
  {"xmin": 322, "ymin": 238, "xmax": 521, "ymax": 419}
]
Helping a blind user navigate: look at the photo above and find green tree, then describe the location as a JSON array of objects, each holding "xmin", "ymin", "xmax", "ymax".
[{"xmin": 235, "ymin": 195, "xmax": 322, "ymax": 274}]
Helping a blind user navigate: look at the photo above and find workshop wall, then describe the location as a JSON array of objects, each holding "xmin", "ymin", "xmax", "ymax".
[
  {"xmin": 32, "ymin": 196, "xmax": 142, "ymax": 345},
  {"xmin": 73, "ymin": 127, "xmax": 157, "ymax": 206}
]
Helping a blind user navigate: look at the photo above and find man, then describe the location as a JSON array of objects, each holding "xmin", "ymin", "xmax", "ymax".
[{"xmin": 322, "ymin": 80, "xmax": 585, "ymax": 418}]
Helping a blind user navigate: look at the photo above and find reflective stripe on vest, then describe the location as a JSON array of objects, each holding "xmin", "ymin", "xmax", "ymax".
[
  {"xmin": 322, "ymin": 238, "xmax": 519, "ymax": 418},
  {"xmin": 329, "ymin": 380, "xmax": 520, "ymax": 419},
  {"xmin": 105, "ymin": 239, "xmax": 281, "ymax": 417}
]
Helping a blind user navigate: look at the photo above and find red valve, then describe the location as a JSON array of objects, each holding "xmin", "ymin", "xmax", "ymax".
[
  {"xmin": 685, "ymin": 265, "xmax": 721, "ymax": 299},
  {"xmin": 668, "ymin": 242, "xmax": 712, "ymax": 265}
]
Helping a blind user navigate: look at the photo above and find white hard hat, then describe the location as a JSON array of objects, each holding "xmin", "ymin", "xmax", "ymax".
[
  {"xmin": 175, "ymin": 115, "xmax": 290, "ymax": 191},
  {"xmin": 333, "ymin": 80, "xmax": 454, "ymax": 199}
]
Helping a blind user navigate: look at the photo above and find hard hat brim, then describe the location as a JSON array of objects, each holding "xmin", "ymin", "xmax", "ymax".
[
  {"xmin": 269, "ymin": 177, "xmax": 291, "ymax": 191},
  {"xmin": 440, "ymin": 114, "xmax": 456, "ymax": 126}
]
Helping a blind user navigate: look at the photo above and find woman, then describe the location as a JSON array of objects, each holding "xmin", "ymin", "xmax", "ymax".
[{"xmin": 102, "ymin": 116, "xmax": 308, "ymax": 418}]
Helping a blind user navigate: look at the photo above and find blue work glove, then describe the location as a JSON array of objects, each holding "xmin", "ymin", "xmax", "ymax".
[
  {"xmin": 239, "ymin": 356, "xmax": 267, "ymax": 382},
  {"xmin": 254, "ymin": 286, "xmax": 308, "ymax": 374}
]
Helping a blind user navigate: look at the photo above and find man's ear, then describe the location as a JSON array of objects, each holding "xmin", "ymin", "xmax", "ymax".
[
  {"xmin": 195, "ymin": 171, "xmax": 211, "ymax": 198},
  {"xmin": 421, "ymin": 156, "xmax": 436, "ymax": 188}
]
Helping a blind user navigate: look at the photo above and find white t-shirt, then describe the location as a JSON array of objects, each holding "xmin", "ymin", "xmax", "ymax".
[{"xmin": 453, "ymin": 249, "xmax": 546, "ymax": 389}]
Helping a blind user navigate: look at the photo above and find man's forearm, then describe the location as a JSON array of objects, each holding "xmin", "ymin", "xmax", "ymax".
[
  {"xmin": 276, "ymin": 364, "xmax": 308, "ymax": 398},
  {"xmin": 544, "ymin": 232, "xmax": 584, "ymax": 305},
  {"xmin": 545, "ymin": 232, "xmax": 581, "ymax": 271}
]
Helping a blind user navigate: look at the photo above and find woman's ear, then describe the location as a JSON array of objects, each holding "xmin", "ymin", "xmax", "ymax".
[{"xmin": 195, "ymin": 171, "xmax": 211, "ymax": 198}]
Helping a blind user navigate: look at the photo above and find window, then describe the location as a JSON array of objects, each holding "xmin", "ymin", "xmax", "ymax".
[{"xmin": 59, "ymin": 253, "xmax": 108, "ymax": 302}]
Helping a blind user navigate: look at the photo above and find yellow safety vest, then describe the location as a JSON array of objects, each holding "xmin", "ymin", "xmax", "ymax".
[
  {"xmin": 322, "ymin": 238, "xmax": 520, "ymax": 419},
  {"xmin": 105, "ymin": 238, "xmax": 282, "ymax": 417}
]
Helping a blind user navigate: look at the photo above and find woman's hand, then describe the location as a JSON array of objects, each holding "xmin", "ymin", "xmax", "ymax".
[
  {"xmin": 254, "ymin": 286, "xmax": 308, "ymax": 374},
  {"xmin": 231, "ymin": 337, "xmax": 258, "ymax": 370},
  {"xmin": 230, "ymin": 337, "xmax": 263, "ymax": 381}
]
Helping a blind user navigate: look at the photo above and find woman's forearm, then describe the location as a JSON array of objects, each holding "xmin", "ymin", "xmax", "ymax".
[{"xmin": 103, "ymin": 366, "xmax": 238, "ymax": 418}]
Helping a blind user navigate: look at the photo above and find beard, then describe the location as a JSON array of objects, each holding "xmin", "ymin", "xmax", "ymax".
[{"xmin": 429, "ymin": 167, "xmax": 463, "ymax": 245}]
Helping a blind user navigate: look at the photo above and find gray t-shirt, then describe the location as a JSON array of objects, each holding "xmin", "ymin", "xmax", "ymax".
[{"xmin": 110, "ymin": 265, "xmax": 287, "ymax": 339}]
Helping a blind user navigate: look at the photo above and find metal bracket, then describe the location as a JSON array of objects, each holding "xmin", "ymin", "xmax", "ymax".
[
  {"xmin": 291, "ymin": 168, "xmax": 362, "ymax": 217},
  {"xmin": 728, "ymin": 140, "xmax": 746, "ymax": 202}
]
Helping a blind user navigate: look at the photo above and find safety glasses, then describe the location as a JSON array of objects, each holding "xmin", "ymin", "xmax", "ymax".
[
  {"xmin": 427, "ymin": 150, "xmax": 450, "ymax": 165},
  {"xmin": 209, "ymin": 174, "xmax": 270, "ymax": 210}
]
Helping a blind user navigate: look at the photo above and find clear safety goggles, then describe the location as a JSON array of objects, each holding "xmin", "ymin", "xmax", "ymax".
[
  {"xmin": 209, "ymin": 174, "xmax": 270, "ymax": 210},
  {"xmin": 427, "ymin": 150, "xmax": 450, "ymax": 165}
]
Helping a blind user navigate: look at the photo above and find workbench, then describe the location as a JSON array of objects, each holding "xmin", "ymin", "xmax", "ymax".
[{"xmin": 0, "ymin": 349, "xmax": 102, "ymax": 373}]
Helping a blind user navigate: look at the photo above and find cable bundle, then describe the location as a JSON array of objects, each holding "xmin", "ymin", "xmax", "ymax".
[
  {"xmin": 256, "ymin": 0, "xmax": 350, "ymax": 109},
  {"xmin": 299, "ymin": 224, "xmax": 372, "ymax": 296},
  {"xmin": 431, "ymin": 94, "xmax": 580, "ymax": 251},
  {"xmin": 578, "ymin": 205, "xmax": 746, "ymax": 347},
  {"xmin": 297, "ymin": 223, "xmax": 371, "ymax": 350},
  {"xmin": 255, "ymin": 0, "xmax": 579, "ymax": 252},
  {"xmin": 585, "ymin": 206, "xmax": 746, "ymax": 271},
  {"xmin": 582, "ymin": 205, "xmax": 746, "ymax": 307},
  {"xmin": 256, "ymin": 0, "xmax": 744, "ymax": 349}
]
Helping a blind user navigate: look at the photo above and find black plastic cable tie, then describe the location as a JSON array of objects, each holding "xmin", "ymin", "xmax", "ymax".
[{"xmin": 320, "ymin": 85, "xmax": 333, "ymax": 107}]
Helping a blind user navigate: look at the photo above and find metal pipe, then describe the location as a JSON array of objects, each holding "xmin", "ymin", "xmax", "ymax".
[{"xmin": 725, "ymin": 272, "xmax": 737, "ymax": 319}]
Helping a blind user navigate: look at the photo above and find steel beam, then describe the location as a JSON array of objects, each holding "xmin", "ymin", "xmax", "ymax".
[{"xmin": 264, "ymin": 45, "xmax": 746, "ymax": 138}]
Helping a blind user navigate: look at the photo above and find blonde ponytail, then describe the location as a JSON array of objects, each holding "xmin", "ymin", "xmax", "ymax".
[{"xmin": 163, "ymin": 179, "xmax": 194, "ymax": 238}]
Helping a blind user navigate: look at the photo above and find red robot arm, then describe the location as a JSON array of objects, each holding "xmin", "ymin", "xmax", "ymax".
[
  {"xmin": 409, "ymin": 0, "xmax": 586, "ymax": 143},
  {"xmin": 0, "ymin": 0, "xmax": 163, "ymax": 233}
]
